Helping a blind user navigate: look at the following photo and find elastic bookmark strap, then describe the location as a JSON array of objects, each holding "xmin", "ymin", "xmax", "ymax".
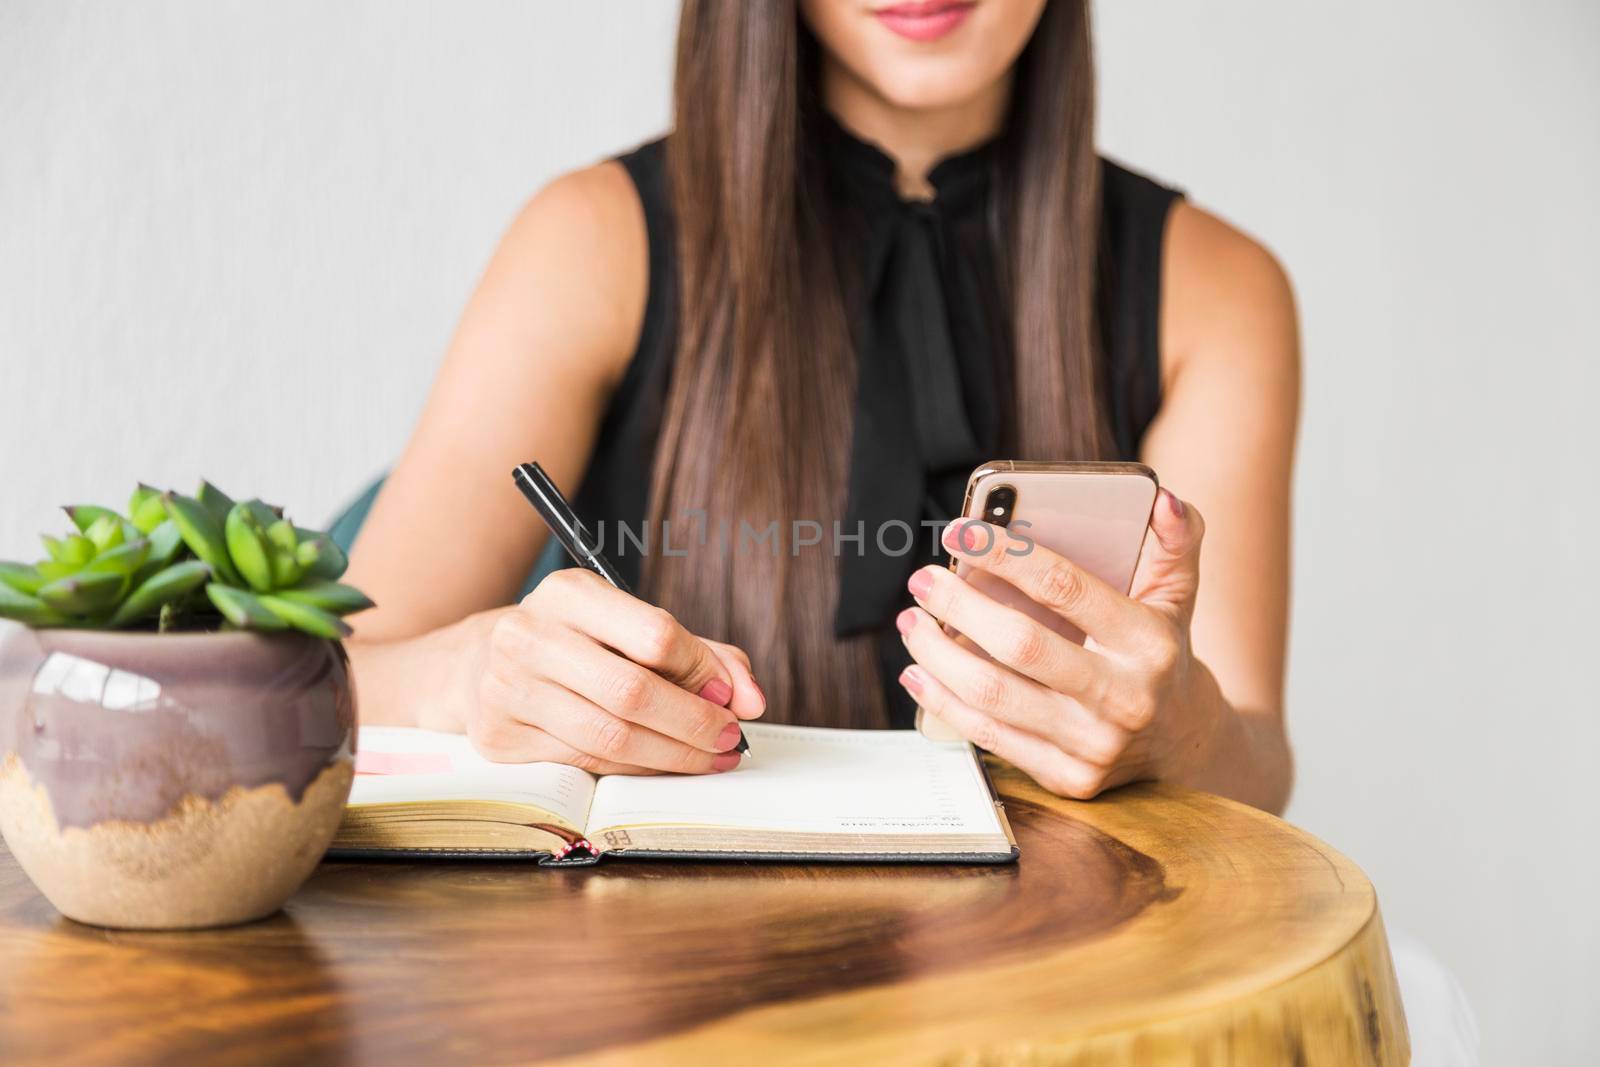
[{"xmin": 551, "ymin": 838, "xmax": 597, "ymax": 862}]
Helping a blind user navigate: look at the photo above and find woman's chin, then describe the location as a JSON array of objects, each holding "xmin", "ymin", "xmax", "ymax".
[{"xmin": 854, "ymin": 61, "xmax": 1004, "ymax": 115}]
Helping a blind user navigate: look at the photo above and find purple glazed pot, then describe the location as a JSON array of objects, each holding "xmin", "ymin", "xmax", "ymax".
[{"xmin": 0, "ymin": 624, "xmax": 355, "ymax": 929}]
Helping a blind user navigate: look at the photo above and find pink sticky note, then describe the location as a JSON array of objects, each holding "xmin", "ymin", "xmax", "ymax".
[{"xmin": 355, "ymin": 750, "xmax": 454, "ymax": 776}]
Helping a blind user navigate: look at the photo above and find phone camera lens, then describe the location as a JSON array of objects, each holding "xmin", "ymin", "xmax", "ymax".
[{"xmin": 984, "ymin": 485, "xmax": 1017, "ymax": 528}]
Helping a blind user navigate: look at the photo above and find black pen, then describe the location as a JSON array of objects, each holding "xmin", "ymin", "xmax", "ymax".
[{"xmin": 512, "ymin": 462, "xmax": 749, "ymax": 756}]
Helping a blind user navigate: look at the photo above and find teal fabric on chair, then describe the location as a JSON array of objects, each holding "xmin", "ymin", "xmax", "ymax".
[
  {"xmin": 327, "ymin": 475, "xmax": 568, "ymax": 599},
  {"xmin": 326, "ymin": 478, "xmax": 384, "ymax": 558}
]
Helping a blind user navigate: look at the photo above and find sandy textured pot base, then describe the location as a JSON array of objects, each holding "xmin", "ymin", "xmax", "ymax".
[{"xmin": 0, "ymin": 754, "xmax": 353, "ymax": 930}]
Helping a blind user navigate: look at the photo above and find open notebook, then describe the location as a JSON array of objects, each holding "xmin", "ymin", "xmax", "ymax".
[{"xmin": 331, "ymin": 722, "xmax": 1018, "ymax": 866}]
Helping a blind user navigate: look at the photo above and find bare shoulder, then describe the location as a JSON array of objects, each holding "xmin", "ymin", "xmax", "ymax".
[
  {"xmin": 1160, "ymin": 201, "xmax": 1299, "ymax": 387},
  {"xmin": 345, "ymin": 161, "xmax": 650, "ymax": 633},
  {"xmin": 511, "ymin": 160, "xmax": 644, "ymax": 261},
  {"xmin": 487, "ymin": 160, "xmax": 649, "ymax": 387}
]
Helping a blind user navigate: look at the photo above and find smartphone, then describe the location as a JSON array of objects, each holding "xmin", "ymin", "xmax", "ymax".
[{"xmin": 916, "ymin": 460, "xmax": 1160, "ymax": 741}]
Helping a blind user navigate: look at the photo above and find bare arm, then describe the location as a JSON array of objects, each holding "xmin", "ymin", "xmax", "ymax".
[
  {"xmin": 342, "ymin": 164, "xmax": 765, "ymax": 758},
  {"xmin": 1139, "ymin": 201, "xmax": 1299, "ymax": 810},
  {"xmin": 346, "ymin": 163, "xmax": 646, "ymax": 642}
]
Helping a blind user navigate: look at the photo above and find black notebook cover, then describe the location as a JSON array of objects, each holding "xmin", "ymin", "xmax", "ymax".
[{"xmin": 324, "ymin": 845, "xmax": 1019, "ymax": 867}]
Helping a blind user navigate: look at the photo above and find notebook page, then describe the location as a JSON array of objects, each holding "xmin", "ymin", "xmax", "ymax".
[
  {"xmin": 349, "ymin": 726, "xmax": 596, "ymax": 831},
  {"xmin": 585, "ymin": 722, "xmax": 1002, "ymax": 837}
]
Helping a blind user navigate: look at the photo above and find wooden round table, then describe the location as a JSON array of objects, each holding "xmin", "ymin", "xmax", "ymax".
[{"xmin": 0, "ymin": 763, "xmax": 1408, "ymax": 1065}]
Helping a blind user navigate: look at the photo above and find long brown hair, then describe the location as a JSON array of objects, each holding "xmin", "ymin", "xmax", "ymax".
[{"xmin": 645, "ymin": 1, "xmax": 1106, "ymax": 727}]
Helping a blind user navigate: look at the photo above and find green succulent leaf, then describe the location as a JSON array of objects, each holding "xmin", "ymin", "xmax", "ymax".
[
  {"xmin": 264, "ymin": 518, "xmax": 296, "ymax": 553},
  {"xmin": 259, "ymin": 594, "xmax": 352, "ymax": 639},
  {"xmin": 84, "ymin": 513, "xmax": 126, "ymax": 553},
  {"xmin": 129, "ymin": 519, "xmax": 185, "ymax": 588},
  {"xmin": 276, "ymin": 579, "xmax": 374, "ymax": 616},
  {"xmin": 131, "ymin": 504, "xmax": 167, "ymax": 535},
  {"xmin": 268, "ymin": 551, "xmax": 302, "ymax": 588},
  {"xmin": 36, "ymin": 571, "xmax": 126, "ymax": 616},
  {"xmin": 83, "ymin": 537, "xmax": 151, "ymax": 579},
  {"xmin": 165, "ymin": 492, "xmax": 243, "ymax": 586},
  {"xmin": 196, "ymin": 481, "xmax": 238, "ymax": 524},
  {"xmin": 64, "ymin": 534, "xmax": 96, "ymax": 566},
  {"xmin": 0, "ymin": 581, "xmax": 68, "ymax": 627},
  {"xmin": 144, "ymin": 519, "xmax": 184, "ymax": 567},
  {"xmin": 43, "ymin": 533, "xmax": 95, "ymax": 568},
  {"xmin": 263, "ymin": 519, "xmax": 303, "ymax": 586},
  {"xmin": 225, "ymin": 504, "xmax": 276, "ymax": 593},
  {"xmin": 243, "ymin": 499, "xmax": 280, "ymax": 527},
  {"xmin": 108, "ymin": 561, "xmax": 211, "ymax": 628},
  {"xmin": 294, "ymin": 528, "xmax": 347, "ymax": 581},
  {"xmin": 0, "ymin": 561, "xmax": 46, "ymax": 596},
  {"xmin": 35, "ymin": 560, "xmax": 72, "ymax": 583},
  {"xmin": 67, "ymin": 534, "xmax": 96, "ymax": 565},
  {"xmin": 205, "ymin": 583, "xmax": 286, "ymax": 631},
  {"xmin": 65, "ymin": 505, "xmax": 123, "ymax": 535},
  {"xmin": 129, "ymin": 486, "xmax": 169, "ymax": 535}
]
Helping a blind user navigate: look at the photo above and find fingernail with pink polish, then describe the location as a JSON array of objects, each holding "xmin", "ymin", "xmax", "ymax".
[
  {"xmin": 941, "ymin": 522, "xmax": 962, "ymax": 551},
  {"xmin": 698, "ymin": 678, "xmax": 733, "ymax": 706},
  {"xmin": 715, "ymin": 722, "xmax": 743, "ymax": 751},
  {"xmin": 907, "ymin": 568, "xmax": 933, "ymax": 600},
  {"xmin": 899, "ymin": 665, "xmax": 925, "ymax": 696},
  {"xmin": 896, "ymin": 608, "xmax": 916, "ymax": 635},
  {"xmin": 1162, "ymin": 488, "xmax": 1185, "ymax": 519},
  {"xmin": 712, "ymin": 752, "xmax": 742, "ymax": 772}
]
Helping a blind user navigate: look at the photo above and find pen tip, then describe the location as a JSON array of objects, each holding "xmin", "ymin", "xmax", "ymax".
[{"xmin": 734, "ymin": 731, "xmax": 751, "ymax": 756}]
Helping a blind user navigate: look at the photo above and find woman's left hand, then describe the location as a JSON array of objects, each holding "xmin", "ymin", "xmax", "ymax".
[{"xmin": 897, "ymin": 488, "xmax": 1219, "ymax": 800}]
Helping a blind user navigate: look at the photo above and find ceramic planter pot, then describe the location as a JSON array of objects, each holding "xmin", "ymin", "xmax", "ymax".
[{"xmin": 0, "ymin": 625, "xmax": 355, "ymax": 929}]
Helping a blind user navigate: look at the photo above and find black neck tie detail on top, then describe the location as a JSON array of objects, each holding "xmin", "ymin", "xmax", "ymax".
[
  {"xmin": 571, "ymin": 125, "xmax": 1182, "ymax": 727},
  {"xmin": 823, "ymin": 117, "xmax": 1001, "ymax": 638}
]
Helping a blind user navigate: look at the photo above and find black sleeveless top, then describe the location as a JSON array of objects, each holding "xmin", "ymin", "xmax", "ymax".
[{"xmin": 572, "ymin": 122, "xmax": 1181, "ymax": 727}]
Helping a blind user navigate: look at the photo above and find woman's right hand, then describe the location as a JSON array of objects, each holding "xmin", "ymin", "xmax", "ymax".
[{"xmin": 467, "ymin": 568, "xmax": 765, "ymax": 773}]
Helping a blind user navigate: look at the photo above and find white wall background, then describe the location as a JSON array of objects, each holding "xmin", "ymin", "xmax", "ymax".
[{"xmin": 2, "ymin": 2, "xmax": 1595, "ymax": 1061}]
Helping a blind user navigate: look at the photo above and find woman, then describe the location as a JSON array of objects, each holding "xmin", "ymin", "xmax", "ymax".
[{"xmin": 345, "ymin": 0, "xmax": 1298, "ymax": 813}]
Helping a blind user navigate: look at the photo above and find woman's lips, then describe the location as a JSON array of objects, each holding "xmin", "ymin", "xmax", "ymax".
[{"xmin": 874, "ymin": 1, "xmax": 975, "ymax": 42}]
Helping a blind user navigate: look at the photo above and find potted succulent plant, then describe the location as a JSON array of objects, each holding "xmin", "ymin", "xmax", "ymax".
[{"xmin": 0, "ymin": 482, "xmax": 371, "ymax": 929}]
